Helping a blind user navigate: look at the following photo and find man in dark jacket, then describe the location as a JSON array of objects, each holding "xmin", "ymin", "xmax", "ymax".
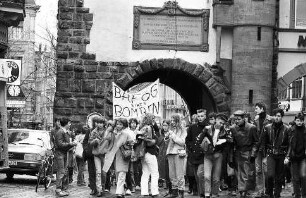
[
  {"xmin": 83, "ymin": 124, "xmax": 97, "ymax": 195},
  {"xmin": 253, "ymin": 102, "xmax": 270, "ymax": 197},
  {"xmin": 54, "ymin": 117, "xmax": 76, "ymax": 197},
  {"xmin": 230, "ymin": 110, "xmax": 258, "ymax": 198},
  {"xmin": 186, "ymin": 109, "xmax": 208, "ymax": 197},
  {"xmin": 259, "ymin": 108, "xmax": 290, "ymax": 198},
  {"xmin": 286, "ymin": 112, "xmax": 306, "ymax": 198}
]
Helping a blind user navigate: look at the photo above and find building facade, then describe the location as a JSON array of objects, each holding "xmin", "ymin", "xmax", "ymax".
[
  {"xmin": 6, "ymin": 0, "xmax": 40, "ymax": 128},
  {"xmin": 0, "ymin": 0, "xmax": 25, "ymax": 168},
  {"xmin": 34, "ymin": 47, "xmax": 56, "ymax": 130},
  {"xmin": 54, "ymin": 0, "xmax": 278, "ymax": 123},
  {"xmin": 277, "ymin": 0, "xmax": 306, "ymax": 122}
]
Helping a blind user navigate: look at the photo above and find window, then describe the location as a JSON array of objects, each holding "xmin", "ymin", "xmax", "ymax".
[
  {"xmin": 291, "ymin": 78, "xmax": 302, "ymax": 99},
  {"xmin": 278, "ymin": 89, "xmax": 288, "ymax": 100},
  {"xmin": 257, "ymin": 27, "xmax": 261, "ymax": 41},
  {"xmin": 249, "ymin": 90, "xmax": 253, "ymax": 104},
  {"xmin": 296, "ymin": 0, "xmax": 306, "ymax": 28}
]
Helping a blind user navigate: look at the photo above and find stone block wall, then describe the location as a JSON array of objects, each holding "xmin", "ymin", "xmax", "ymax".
[
  {"xmin": 55, "ymin": 0, "xmax": 231, "ymax": 123},
  {"xmin": 55, "ymin": 0, "xmax": 129, "ymax": 122}
]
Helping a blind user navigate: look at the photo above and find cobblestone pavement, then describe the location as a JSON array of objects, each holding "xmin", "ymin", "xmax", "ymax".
[{"xmin": 0, "ymin": 173, "xmax": 295, "ymax": 198}]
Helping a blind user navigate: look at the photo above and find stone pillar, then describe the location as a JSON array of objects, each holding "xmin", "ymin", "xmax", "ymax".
[{"xmin": 231, "ymin": 0, "xmax": 276, "ymax": 114}]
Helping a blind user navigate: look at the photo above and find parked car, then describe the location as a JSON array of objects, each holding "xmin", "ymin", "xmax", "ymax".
[{"xmin": 0, "ymin": 129, "xmax": 52, "ymax": 179}]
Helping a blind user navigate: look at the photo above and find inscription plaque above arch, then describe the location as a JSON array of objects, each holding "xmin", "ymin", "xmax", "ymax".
[{"xmin": 133, "ymin": 1, "xmax": 210, "ymax": 52}]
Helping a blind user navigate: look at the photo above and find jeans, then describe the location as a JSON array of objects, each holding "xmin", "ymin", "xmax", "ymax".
[
  {"xmin": 116, "ymin": 172, "xmax": 127, "ymax": 195},
  {"xmin": 266, "ymin": 155, "xmax": 285, "ymax": 197},
  {"xmin": 165, "ymin": 158, "xmax": 172, "ymax": 192},
  {"xmin": 94, "ymin": 155, "xmax": 106, "ymax": 192},
  {"xmin": 87, "ymin": 157, "xmax": 96, "ymax": 191},
  {"xmin": 55, "ymin": 151, "xmax": 68, "ymax": 191},
  {"xmin": 76, "ymin": 157, "xmax": 85, "ymax": 184},
  {"xmin": 291, "ymin": 158, "xmax": 306, "ymax": 197},
  {"xmin": 126, "ymin": 161, "xmax": 135, "ymax": 190},
  {"xmin": 236, "ymin": 151, "xmax": 253, "ymax": 192},
  {"xmin": 168, "ymin": 154, "xmax": 185, "ymax": 191},
  {"xmin": 193, "ymin": 163, "xmax": 205, "ymax": 196},
  {"xmin": 141, "ymin": 153, "xmax": 159, "ymax": 196},
  {"xmin": 203, "ymin": 152, "xmax": 223, "ymax": 196},
  {"xmin": 255, "ymin": 151, "xmax": 265, "ymax": 194}
]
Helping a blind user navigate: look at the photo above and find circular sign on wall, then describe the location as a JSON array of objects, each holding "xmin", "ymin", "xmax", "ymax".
[
  {"xmin": 7, "ymin": 61, "xmax": 20, "ymax": 84},
  {"xmin": 86, "ymin": 112, "xmax": 102, "ymax": 129}
]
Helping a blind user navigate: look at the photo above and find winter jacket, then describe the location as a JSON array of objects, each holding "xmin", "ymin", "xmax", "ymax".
[
  {"xmin": 260, "ymin": 122, "xmax": 290, "ymax": 156},
  {"xmin": 54, "ymin": 128, "xmax": 74, "ymax": 155},
  {"xmin": 82, "ymin": 128, "xmax": 94, "ymax": 160},
  {"xmin": 185, "ymin": 121, "xmax": 207, "ymax": 165},
  {"xmin": 166, "ymin": 127, "xmax": 187, "ymax": 155},
  {"xmin": 288, "ymin": 125, "xmax": 306, "ymax": 161},
  {"xmin": 231, "ymin": 122, "xmax": 258, "ymax": 157}
]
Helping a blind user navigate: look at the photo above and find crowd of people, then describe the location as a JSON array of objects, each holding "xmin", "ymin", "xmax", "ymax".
[{"xmin": 50, "ymin": 102, "xmax": 306, "ymax": 198}]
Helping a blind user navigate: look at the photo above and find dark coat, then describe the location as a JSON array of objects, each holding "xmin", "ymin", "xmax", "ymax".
[
  {"xmin": 231, "ymin": 122, "xmax": 258, "ymax": 157},
  {"xmin": 288, "ymin": 125, "xmax": 306, "ymax": 160},
  {"xmin": 82, "ymin": 128, "xmax": 95, "ymax": 161},
  {"xmin": 260, "ymin": 122, "xmax": 290, "ymax": 156},
  {"xmin": 186, "ymin": 122, "xmax": 207, "ymax": 165}
]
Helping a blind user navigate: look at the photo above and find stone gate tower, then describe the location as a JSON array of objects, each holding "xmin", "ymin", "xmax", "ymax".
[{"xmin": 214, "ymin": 0, "xmax": 276, "ymax": 113}]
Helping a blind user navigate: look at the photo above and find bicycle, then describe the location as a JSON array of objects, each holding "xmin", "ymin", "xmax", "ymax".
[{"xmin": 35, "ymin": 154, "xmax": 54, "ymax": 192}]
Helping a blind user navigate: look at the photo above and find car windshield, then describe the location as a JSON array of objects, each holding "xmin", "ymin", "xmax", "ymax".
[{"xmin": 8, "ymin": 130, "xmax": 51, "ymax": 149}]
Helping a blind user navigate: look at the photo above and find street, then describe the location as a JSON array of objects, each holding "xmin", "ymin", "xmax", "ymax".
[{"xmin": 0, "ymin": 172, "xmax": 295, "ymax": 198}]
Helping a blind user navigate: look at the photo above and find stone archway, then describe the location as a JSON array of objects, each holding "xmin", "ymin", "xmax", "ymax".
[
  {"xmin": 278, "ymin": 63, "xmax": 306, "ymax": 93},
  {"xmin": 54, "ymin": 0, "xmax": 231, "ymax": 123},
  {"xmin": 116, "ymin": 58, "xmax": 231, "ymax": 115}
]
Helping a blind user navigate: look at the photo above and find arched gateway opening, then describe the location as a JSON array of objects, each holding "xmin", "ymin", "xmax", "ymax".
[{"xmin": 116, "ymin": 58, "xmax": 230, "ymax": 116}]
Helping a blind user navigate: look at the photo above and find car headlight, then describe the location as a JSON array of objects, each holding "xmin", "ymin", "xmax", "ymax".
[{"xmin": 24, "ymin": 153, "xmax": 42, "ymax": 161}]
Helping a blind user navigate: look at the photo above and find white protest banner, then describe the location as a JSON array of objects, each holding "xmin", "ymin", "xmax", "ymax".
[
  {"xmin": 112, "ymin": 79, "xmax": 161, "ymax": 119},
  {"xmin": 0, "ymin": 59, "xmax": 21, "ymax": 85}
]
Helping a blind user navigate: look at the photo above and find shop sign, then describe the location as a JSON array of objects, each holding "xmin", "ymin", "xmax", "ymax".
[
  {"xmin": 7, "ymin": 100, "xmax": 25, "ymax": 108},
  {"xmin": 0, "ymin": 59, "xmax": 21, "ymax": 85}
]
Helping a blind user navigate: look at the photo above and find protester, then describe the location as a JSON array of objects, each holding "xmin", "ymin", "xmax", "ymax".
[
  {"xmin": 253, "ymin": 102, "xmax": 270, "ymax": 197},
  {"xmin": 67, "ymin": 128, "xmax": 76, "ymax": 184},
  {"xmin": 157, "ymin": 119, "xmax": 170, "ymax": 191},
  {"xmin": 207, "ymin": 112, "xmax": 216, "ymax": 126},
  {"xmin": 198, "ymin": 113, "xmax": 229, "ymax": 198},
  {"xmin": 186, "ymin": 109, "xmax": 207, "ymax": 197},
  {"xmin": 54, "ymin": 117, "xmax": 77, "ymax": 197},
  {"xmin": 74, "ymin": 125, "xmax": 88, "ymax": 186},
  {"xmin": 191, "ymin": 114, "xmax": 198, "ymax": 125},
  {"xmin": 50, "ymin": 117, "xmax": 61, "ymax": 149},
  {"xmin": 165, "ymin": 114, "xmax": 187, "ymax": 198},
  {"xmin": 138, "ymin": 113, "xmax": 160, "ymax": 198},
  {"xmin": 125, "ymin": 118, "xmax": 140, "ymax": 195},
  {"xmin": 50, "ymin": 117, "xmax": 61, "ymax": 177},
  {"xmin": 286, "ymin": 112, "xmax": 306, "ymax": 198},
  {"xmin": 229, "ymin": 110, "xmax": 258, "ymax": 198},
  {"xmin": 102, "ymin": 118, "xmax": 133, "ymax": 198},
  {"xmin": 83, "ymin": 123, "xmax": 97, "ymax": 195},
  {"xmin": 104, "ymin": 120, "xmax": 116, "ymax": 192},
  {"xmin": 187, "ymin": 114, "xmax": 198, "ymax": 195},
  {"xmin": 259, "ymin": 108, "xmax": 290, "ymax": 198},
  {"xmin": 88, "ymin": 117, "xmax": 109, "ymax": 197}
]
